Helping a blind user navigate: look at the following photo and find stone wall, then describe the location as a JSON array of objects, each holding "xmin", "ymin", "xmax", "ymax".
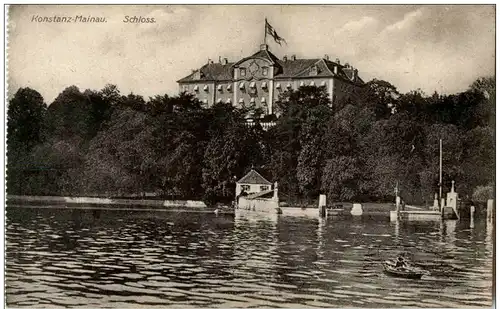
[{"xmin": 237, "ymin": 197, "xmax": 279, "ymax": 213}]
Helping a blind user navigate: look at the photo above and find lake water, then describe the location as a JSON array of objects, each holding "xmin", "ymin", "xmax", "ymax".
[{"xmin": 6, "ymin": 206, "xmax": 494, "ymax": 308}]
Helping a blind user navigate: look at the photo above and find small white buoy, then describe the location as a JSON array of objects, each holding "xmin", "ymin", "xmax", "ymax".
[{"xmin": 351, "ymin": 203, "xmax": 363, "ymax": 216}]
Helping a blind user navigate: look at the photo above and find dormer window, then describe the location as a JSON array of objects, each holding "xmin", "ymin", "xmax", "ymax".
[
  {"xmin": 239, "ymin": 98, "xmax": 244, "ymax": 104},
  {"xmin": 261, "ymin": 97, "xmax": 266, "ymax": 104},
  {"xmin": 226, "ymin": 98, "xmax": 231, "ymax": 104},
  {"xmin": 203, "ymin": 85, "xmax": 209, "ymax": 92},
  {"xmin": 250, "ymin": 82, "xmax": 256, "ymax": 88},
  {"xmin": 227, "ymin": 84, "xmax": 232, "ymax": 91},
  {"xmin": 261, "ymin": 81, "xmax": 267, "ymax": 89},
  {"xmin": 202, "ymin": 99, "xmax": 208, "ymax": 105},
  {"xmin": 276, "ymin": 83, "xmax": 281, "ymax": 89},
  {"xmin": 217, "ymin": 98, "xmax": 222, "ymax": 103},
  {"xmin": 262, "ymin": 67, "xmax": 269, "ymax": 76},
  {"xmin": 310, "ymin": 81, "xmax": 315, "ymax": 86},
  {"xmin": 300, "ymin": 81, "xmax": 305, "ymax": 87},
  {"xmin": 321, "ymin": 81, "xmax": 327, "ymax": 87},
  {"xmin": 239, "ymin": 82, "xmax": 245, "ymax": 89},
  {"xmin": 286, "ymin": 83, "xmax": 292, "ymax": 89},
  {"xmin": 309, "ymin": 65, "xmax": 318, "ymax": 76},
  {"xmin": 240, "ymin": 68, "xmax": 246, "ymax": 77},
  {"xmin": 250, "ymin": 98, "xmax": 255, "ymax": 103},
  {"xmin": 217, "ymin": 85, "xmax": 223, "ymax": 91},
  {"xmin": 194, "ymin": 85, "xmax": 199, "ymax": 91}
]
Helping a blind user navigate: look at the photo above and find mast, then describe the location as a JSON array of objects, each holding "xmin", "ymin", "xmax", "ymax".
[{"xmin": 439, "ymin": 138, "xmax": 443, "ymax": 210}]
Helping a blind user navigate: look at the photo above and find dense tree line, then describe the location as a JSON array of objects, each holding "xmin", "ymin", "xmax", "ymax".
[{"xmin": 7, "ymin": 77, "xmax": 495, "ymax": 206}]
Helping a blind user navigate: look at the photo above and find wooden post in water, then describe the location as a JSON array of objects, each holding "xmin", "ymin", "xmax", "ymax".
[
  {"xmin": 318, "ymin": 194, "xmax": 326, "ymax": 217},
  {"xmin": 487, "ymin": 199, "xmax": 494, "ymax": 221},
  {"xmin": 470, "ymin": 206, "xmax": 475, "ymax": 228},
  {"xmin": 395, "ymin": 181, "xmax": 400, "ymax": 212}
]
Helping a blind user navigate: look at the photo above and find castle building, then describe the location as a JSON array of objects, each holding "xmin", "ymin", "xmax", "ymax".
[{"xmin": 177, "ymin": 44, "xmax": 364, "ymax": 115}]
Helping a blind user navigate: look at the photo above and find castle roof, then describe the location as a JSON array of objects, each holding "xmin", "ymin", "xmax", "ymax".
[
  {"xmin": 177, "ymin": 62, "xmax": 234, "ymax": 83},
  {"xmin": 178, "ymin": 49, "xmax": 364, "ymax": 85},
  {"xmin": 237, "ymin": 169, "xmax": 272, "ymax": 185}
]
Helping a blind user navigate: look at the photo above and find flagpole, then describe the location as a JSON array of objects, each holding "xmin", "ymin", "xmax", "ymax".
[{"xmin": 264, "ymin": 18, "xmax": 267, "ymax": 45}]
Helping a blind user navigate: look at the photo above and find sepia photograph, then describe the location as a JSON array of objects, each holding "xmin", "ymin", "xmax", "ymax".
[{"xmin": 4, "ymin": 4, "xmax": 495, "ymax": 308}]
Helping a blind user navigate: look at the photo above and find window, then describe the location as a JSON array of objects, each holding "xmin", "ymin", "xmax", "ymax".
[
  {"xmin": 310, "ymin": 81, "xmax": 315, "ymax": 86},
  {"xmin": 217, "ymin": 85, "xmax": 223, "ymax": 91},
  {"xmin": 262, "ymin": 67, "xmax": 269, "ymax": 76},
  {"xmin": 240, "ymin": 68, "xmax": 246, "ymax": 77},
  {"xmin": 276, "ymin": 83, "xmax": 281, "ymax": 89},
  {"xmin": 309, "ymin": 65, "xmax": 318, "ymax": 76},
  {"xmin": 203, "ymin": 85, "xmax": 209, "ymax": 92},
  {"xmin": 239, "ymin": 82, "xmax": 245, "ymax": 90},
  {"xmin": 227, "ymin": 84, "xmax": 232, "ymax": 91},
  {"xmin": 194, "ymin": 85, "xmax": 199, "ymax": 91},
  {"xmin": 260, "ymin": 185, "xmax": 269, "ymax": 191},
  {"xmin": 250, "ymin": 82, "xmax": 256, "ymax": 88},
  {"xmin": 261, "ymin": 81, "xmax": 267, "ymax": 89},
  {"xmin": 241, "ymin": 185, "xmax": 250, "ymax": 191}
]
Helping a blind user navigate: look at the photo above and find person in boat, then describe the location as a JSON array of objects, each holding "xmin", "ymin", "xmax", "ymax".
[{"xmin": 395, "ymin": 256, "xmax": 408, "ymax": 268}]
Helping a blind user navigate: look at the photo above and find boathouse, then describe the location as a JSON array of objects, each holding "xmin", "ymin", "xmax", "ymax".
[
  {"xmin": 235, "ymin": 169, "xmax": 272, "ymax": 196},
  {"xmin": 235, "ymin": 169, "xmax": 280, "ymax": 213}
]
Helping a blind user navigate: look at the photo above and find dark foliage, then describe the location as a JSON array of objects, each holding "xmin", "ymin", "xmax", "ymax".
[{"xmin": 6, "ymin": 76, "xmax": 495, "ymax": 205}]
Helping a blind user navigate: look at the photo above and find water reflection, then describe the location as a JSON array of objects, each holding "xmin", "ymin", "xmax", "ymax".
[{"xmin": 6, "ymin": 207, "xmax": 494, "ymax": 308}]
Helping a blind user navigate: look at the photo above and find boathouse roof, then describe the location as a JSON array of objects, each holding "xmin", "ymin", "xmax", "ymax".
[{"xmin": 237, "ymin": 169, "xmax": 272, "ymax": 185}]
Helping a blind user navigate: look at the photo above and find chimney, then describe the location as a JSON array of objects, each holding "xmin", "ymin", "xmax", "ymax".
[
  {"xmin": 208, "ymin": 58, "xmax": 211, "ymax": 64},
  {"xmin": 333, "ymin": 66, "xmax": 338, "ymax": 75},
  {"xmin": 291, "ymin": 55, "xmax": 296, "ymax": 61},
  {"xmin": 324, "ymin": 54, "xmax": 329, "ymax": 61},
  {"xmin": 223, "ymin": 58, "xmax": 228, "ymax": 65},
  {"xmin": 353, "ymin": 69, "xmax": 358, "ymax": 81},
  {"xmin": 218, "ymin": 56, "xmax": 222, "ymax": 63},
  {"xmin": 283, "ymin": 55, "xmax": 288, "ymax": 62},
  {"xmin": 345, "ymin": 62, "xmax": 350, "ymax": 68},
  {"xmin": 336, "ymin": 58, "xmax": 340, "ymax": 64}
]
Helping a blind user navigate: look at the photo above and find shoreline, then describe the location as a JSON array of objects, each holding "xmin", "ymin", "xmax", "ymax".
[
  {"xmin": 7, "ymin": 195, "xmax": 397, "ymax": 217},
  {"xmin": 6, "ymin": 195, "xmax": 207, "ymax": 209}
]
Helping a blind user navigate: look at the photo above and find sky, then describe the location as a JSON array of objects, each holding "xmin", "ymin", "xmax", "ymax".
[{"xmin": 7, "ymin": 5, "xmax": 495, "ymax": 103}]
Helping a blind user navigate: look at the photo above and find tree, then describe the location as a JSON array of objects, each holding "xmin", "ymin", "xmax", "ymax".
[
  {"xmin": 270, "ymin": 86, "xmax": 332, "ymax": 200},
  {"xmin": 7, "ymin": 87, "xmax": 47, "ymax": 194},
  {"xmin": 355, "ymin": 79, "xmax": 399, "ymax": 119},
  {"xmin": 202, "ymin": 103, "xmax": 265, "ymax": 204},
  {"xmin": 7, "ymin": 87, "xmax": 46, "ymax": 152},
  {"xmin": 81, "ymin": 106, "xmax": 155, "ymax": 196}
]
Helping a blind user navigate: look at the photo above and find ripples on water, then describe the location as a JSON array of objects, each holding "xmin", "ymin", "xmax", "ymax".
[{"xmin": 6, "ymin": 207, "xmax": 494, "ymax": 308}]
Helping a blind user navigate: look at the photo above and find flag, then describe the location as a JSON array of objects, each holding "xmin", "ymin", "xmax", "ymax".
[{"xmin": 265, "ymin": 19, "xmax": 287, "ymax": 45}]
